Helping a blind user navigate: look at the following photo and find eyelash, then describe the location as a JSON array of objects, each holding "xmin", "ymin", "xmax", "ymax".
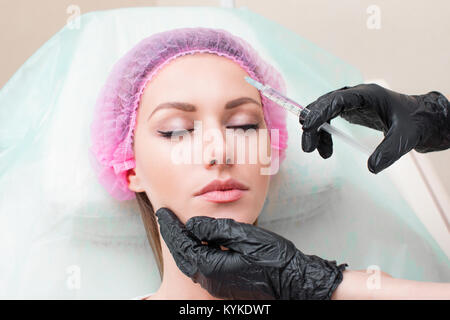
[{"xmin": 157, "ymin": 124, "xmax": 260, "ymax": 139}]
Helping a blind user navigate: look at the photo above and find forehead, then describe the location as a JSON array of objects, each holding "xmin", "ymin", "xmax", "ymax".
[{"xmin": 139, "ymin": 53, "xmax": 260, "ymax": 111}]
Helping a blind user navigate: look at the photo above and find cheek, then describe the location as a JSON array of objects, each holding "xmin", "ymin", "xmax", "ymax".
[
  {"xmin": 134, "ymin": 133, "xmax": 186, "ymax": 207},
  {"xmin": 256, "ymin": 129, "xmax": 272, "ymax": 204},
  {"xmin": 249, "ymin": 162, "xmax": 271, "ymax": 213},
  {"xmin": 236, "ymin": 132, "xmax": 271, "ymax": 223}
]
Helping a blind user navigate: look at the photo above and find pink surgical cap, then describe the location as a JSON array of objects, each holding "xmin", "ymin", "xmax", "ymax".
[{"xmin": 89, "ymin": 27, "xmax": 288, "ymax": 201}]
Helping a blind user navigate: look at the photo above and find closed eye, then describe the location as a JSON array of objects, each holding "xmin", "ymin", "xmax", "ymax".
[
  {"xmin": 157, "ymin": 128, "xmax": 194, "ymax": 138},
  {"xmin": 157, "ymin": 123, "xmax": 260, "ymax": 139},
  {"xmin": 228, "ymin": 124, "xmax": 259, "ymax": 131}
]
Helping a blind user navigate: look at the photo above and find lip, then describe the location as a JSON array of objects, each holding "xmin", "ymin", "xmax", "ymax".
[{"xmin": 194, "ymin": 178, "xmax": 249, "ymax": 203}]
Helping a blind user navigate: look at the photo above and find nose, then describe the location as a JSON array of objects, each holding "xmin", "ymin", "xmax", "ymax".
[
  {"xmin": 202, "ymin": 125, "xmax": 234, "ymax": 169},
  {"xmin": 208, "ymin": 157, "xmax": 232, "ymax": 166}
]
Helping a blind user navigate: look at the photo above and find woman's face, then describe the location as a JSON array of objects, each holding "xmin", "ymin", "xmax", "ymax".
[{"xmin": 127, "ymin": 53, "xmax": 272, "ymax": 224}]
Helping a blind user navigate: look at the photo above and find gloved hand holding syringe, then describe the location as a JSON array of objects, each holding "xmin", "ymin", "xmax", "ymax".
[{"xmin": 245, "ymin": 76, "xmax": 373, "ymax": 156}]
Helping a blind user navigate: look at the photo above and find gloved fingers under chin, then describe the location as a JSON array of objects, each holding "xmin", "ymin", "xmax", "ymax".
[
  {"xmin": 155, "ymin": 207, "xmax": 183, "ymax": 229},
  {"xmin": 172, "ymin": 243, "xmax": 229, "ymax": 280},
  {"xmin": 156, "ymin": 209, "xmax": 182, "ymax": 246},
  {"xmin": 186, "ymin": 216, "xmax": 246, "ymax": 243},
  {"xmin": 171, "ymin": 250, "xmax": 198, "ymax": 278},
  {"xmin": 155, "ymin": 207, "xmax": 203, "ymax": 257},
  {"xmin": 186, "ymin": 216, "xmax": 260, "ymax": 253},
  {"xmin": 193, "ymin": 245, "xmax": 242, "ymax": 277}
]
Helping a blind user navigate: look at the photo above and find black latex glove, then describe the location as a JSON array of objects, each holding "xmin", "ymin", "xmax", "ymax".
[
  {"xmin": 299, "ymin": 83, "xmax": 450, "ymax": 174},
  {"xmin": 155, "ymin": 207, "xmax": 348, "ymax": 300}
]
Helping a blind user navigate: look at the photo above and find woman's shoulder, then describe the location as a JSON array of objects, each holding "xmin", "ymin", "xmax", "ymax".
[{"xmin": 131, "ymin": 292, "xmax": 155, "ymax": 300}]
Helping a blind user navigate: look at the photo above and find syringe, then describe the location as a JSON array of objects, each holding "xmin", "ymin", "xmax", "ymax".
[{"xmin": 244, "ymin": 76, "xmax": 372, "ymax": 156}]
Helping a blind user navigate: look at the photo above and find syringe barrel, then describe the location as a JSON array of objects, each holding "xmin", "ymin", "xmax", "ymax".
[{"xmin": 261, "ymin": 86, "xmax": 310, "ymax": 120}]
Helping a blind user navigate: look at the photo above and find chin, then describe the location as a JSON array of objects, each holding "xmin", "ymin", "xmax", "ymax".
[
  {"xmin": 209, "ymin": 210, "xmax": 256, "ymax": 224},
  {"xmin": 187, "ymin": 198, "xmax": 259, "ymax": 224}
]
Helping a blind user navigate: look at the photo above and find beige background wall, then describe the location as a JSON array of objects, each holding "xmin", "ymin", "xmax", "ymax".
[{"xmin": 1, "ymin": 0, "xmax": 449, "ymax": 192}]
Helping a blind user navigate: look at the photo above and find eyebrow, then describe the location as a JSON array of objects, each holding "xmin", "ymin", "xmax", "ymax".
[{"xmin": 147, "ymin": 97, "xmax": 262, "ymax": 121}]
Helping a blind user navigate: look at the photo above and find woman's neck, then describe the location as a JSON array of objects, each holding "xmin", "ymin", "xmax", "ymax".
[{"xmin": 149, "ymin": 241, "xmax": 222, "ymax": 300}]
